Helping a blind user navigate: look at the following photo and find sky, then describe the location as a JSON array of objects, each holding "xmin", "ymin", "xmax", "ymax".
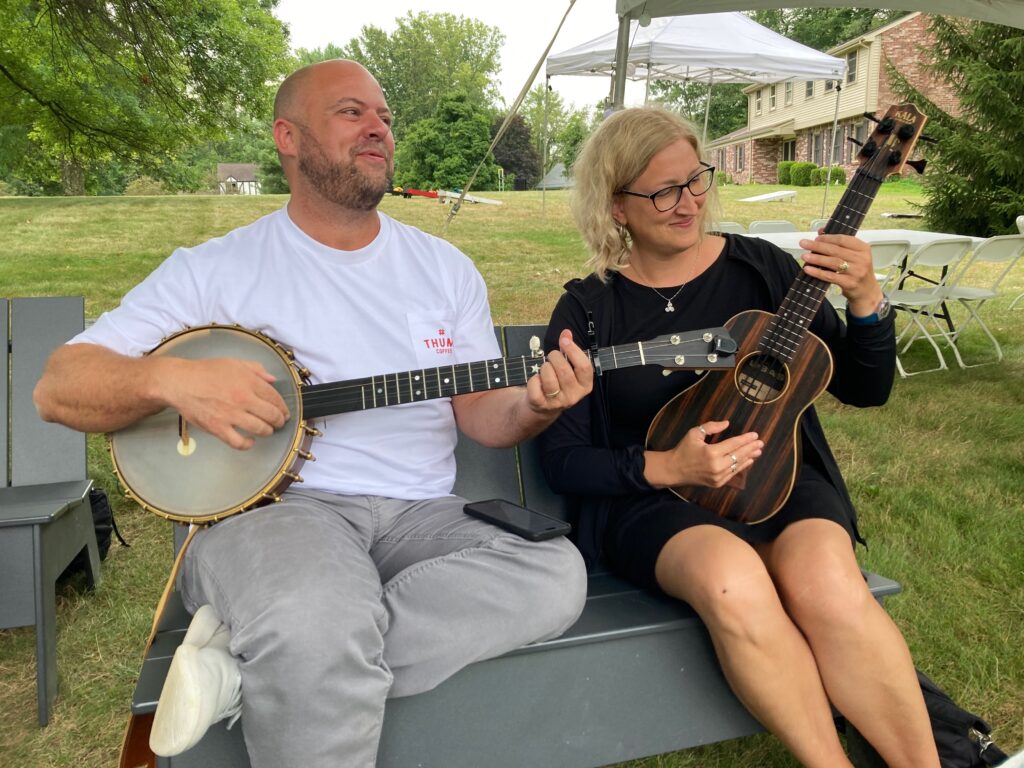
[{"xmin": 272, "ymin": 0, "xmax": 650, "ymax": 110}]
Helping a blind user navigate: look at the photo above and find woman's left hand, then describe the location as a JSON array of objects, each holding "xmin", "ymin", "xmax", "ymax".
[{"xmin": 798, "ymin": 234, "xmax": 884, "ymax": 317}]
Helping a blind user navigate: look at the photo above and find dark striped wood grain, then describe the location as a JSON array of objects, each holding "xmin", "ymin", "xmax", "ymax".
[{"xmin": 646, "ymin": 309, "xmax": 833, "ymax": 524}]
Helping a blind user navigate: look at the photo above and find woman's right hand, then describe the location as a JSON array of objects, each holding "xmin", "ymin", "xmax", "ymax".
[{"xmin": 643, "ymin": 420, "xmax": 763, "ymax": 489}]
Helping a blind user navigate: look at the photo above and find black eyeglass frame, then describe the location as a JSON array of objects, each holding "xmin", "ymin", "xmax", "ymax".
[{"xmin": 618, "ymin": 162, "xmax": 716, "ymax": 212}]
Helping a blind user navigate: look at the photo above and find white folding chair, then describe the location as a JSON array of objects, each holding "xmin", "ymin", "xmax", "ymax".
[
  {"xmin": 749, "ymin": 220, "xmax": 797, "ymax": 234},
  {"xmin": 827, "ymin": 240, "xmax": 910, "ymax": 314},
  {"xmin": 715, "ymin": 221, "xmax": 746, "ymax": 234},
  {"xmin": 1010, "ymin": 215, "xmax": 1024, "ymax": 309},
  {"xmin": 888, "ymin": 238, "xmax": 972, "ymax": 377},
  {"xmin": 939, "ymin": 234, "xmax": 1024, "ymax": 367}
]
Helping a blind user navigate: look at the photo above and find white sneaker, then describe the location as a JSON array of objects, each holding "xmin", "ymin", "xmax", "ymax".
[{"xmin": 149, "ymin": 605, "xmax": 242, "ymax": 756}]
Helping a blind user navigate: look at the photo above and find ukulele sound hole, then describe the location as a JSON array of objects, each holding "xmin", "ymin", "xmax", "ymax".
[{"xmin": 735, "ymin": 353, "xmax": 788, "ymax": 404}]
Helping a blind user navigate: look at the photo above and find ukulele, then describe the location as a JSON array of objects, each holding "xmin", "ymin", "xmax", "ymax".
[{"xmin": 646, "ymin": 103, "xmax": 928, "ymax": 524}]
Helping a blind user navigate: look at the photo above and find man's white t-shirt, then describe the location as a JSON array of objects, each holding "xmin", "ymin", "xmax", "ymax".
[{"xmin": 72, "ymin": 207, "xmax": 501, "ymax": 499}]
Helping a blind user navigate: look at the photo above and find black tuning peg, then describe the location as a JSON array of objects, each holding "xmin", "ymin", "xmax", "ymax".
[
  {"xmin": 847, "ymin": 137, "xmax": 864, "ymax": 147},
  {"xmin": 863, "ymin": 112, "xmax": 880, "ymax": 123},
  {"xmin": 906, "ymin": 159, "xmax": 928, "ymax": 174},
  {"xmin": 888, "ymin": 150, "xmax": 903, "ymax": 166},
  {"xmin": 897, "ymin": 124, "xmax": 916, "ymax": 141},
  {"xmin": 918, "ymin": 134, "xmax": 938, "ymax": 145},
  {"xmin": 859, "ymin": 139, "xmax": 878, "ymax": 158}
]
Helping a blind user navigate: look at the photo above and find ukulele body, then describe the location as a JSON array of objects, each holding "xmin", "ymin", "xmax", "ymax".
[{"xmin": 646, "ymin": 309, "xmax": 834, "ymax": 524}]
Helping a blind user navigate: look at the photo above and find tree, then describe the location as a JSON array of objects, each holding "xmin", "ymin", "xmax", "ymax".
[
  {"xmin": 491, "ymin": 114, "xmax": 541, "ymax": 190},
  {"xmin": 749, "ymin": 8, "xmax": 906, "ymax": 51},
  {"xmin": 556, "ymin": 112, "xmax": 592, "ymax": 177},
  {"xmin": 343, "ymin": 12, "xmax": 503, "ymax": 141},
  {"xmin": 394, "ymin": 91, "xmax": 500, "ymax": 191},
  {"xmin": 648, "ymin": 81, "xmax": 748, "ymax": 141},
  {"xmin": 522, "ymin": 83, "xmax": 570, "ymax": 173},
  {"xmin": 888, "ymin": 18, "xmax": 1024, "ymax": 235},
  {"xmin": 0, "ymin": 0, "xmax": 290, "ymax": 194}
]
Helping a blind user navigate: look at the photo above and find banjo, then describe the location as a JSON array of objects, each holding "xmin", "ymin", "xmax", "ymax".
[{"xmin": 109, "ymin": 323, "xmax": 738, "ymax": 525}]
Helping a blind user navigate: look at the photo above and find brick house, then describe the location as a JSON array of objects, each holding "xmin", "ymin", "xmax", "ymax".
[{"xmin": 706, "ymin": 13, "xmax": 959, "ymax": 184}]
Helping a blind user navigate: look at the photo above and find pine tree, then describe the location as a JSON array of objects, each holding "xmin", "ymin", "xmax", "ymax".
[{"xmin": 889, "ymin": 18, "xmax": 1024, "ymax": 235}]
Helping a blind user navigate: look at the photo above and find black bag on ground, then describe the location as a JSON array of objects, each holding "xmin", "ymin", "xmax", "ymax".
[
  {"xmin": 59, "ymin": 486, "xmax": 129, "ymax": 580},
  {"xmin": 844, "ymin": 669, "xmax": 1008, "ymax": 767}
]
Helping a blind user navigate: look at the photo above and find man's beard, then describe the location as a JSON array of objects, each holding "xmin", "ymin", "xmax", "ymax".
[{"xmin": 296, "ymin": 128, "xmax": 393, "ymax": 211}]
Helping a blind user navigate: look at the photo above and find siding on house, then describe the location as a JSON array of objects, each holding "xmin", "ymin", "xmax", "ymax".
[{"xmin": 707, "ymin": 13, "xmax": 957, "ymax": 185}]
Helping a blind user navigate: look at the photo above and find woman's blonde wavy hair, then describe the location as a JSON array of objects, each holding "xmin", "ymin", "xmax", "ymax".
[{"xmin": 570, "ymin": 106, "xmax": 721, "ymax": 280}]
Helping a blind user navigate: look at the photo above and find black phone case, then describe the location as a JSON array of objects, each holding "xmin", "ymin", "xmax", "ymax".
[{"xmin": 464, "ymin": 499, "xmax": 571, "ymax": 541}]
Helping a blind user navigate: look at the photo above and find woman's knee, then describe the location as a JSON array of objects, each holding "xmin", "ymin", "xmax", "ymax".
[
  {"xmin": 657, "ymin": 530, "xmax": 782, "ymax": 640},
  {"xmin": 776, "ymin": 558, "xmax": 874, "ymax": 636}
]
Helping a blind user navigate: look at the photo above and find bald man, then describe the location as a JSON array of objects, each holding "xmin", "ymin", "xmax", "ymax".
[{"xmin": 35, "ymin": 60, "xmax": 590, "ymax": 768}]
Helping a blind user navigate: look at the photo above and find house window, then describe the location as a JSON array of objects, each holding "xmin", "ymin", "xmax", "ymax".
[
  {"xmin": 824, "ymin": 79, "xmax": 835, "ymax": 92},
  {"xmin": 812, "ymin": 131, "xmax": 824, "ymax": 165},
  {"xmin": 846, "ymin": 51, "xmax": 858, "ymax": 83},
  {"xmin": 769, "ymin": 85, "xmax": 777, "ymax": 110},
  {"xmin": 755, "ymin": 90, "xmax": 762, "ymax": 114},
  {"xmin": 855, "ymin": 119, "xmax": 868, "ymax": 146},
  {"xmin": 831, "ymin": 127, "xmax": 845, "ymax": 165},
  {"xmin": 784, "ymin": 82, "xmax": 793, "ymax": 106},
  {"xmin": 805, "ymin": 81, "xmax": 814, "ymax": 98},
  {"xmin": 735, "ymin": 144, "xmax": 745, "ymax": 171},
  {"xmin": 782, "ymin": 140, "xmax": 796, "ymax": 162},
  {"xmin": 717, "ymin": 149, "xmax": 726, "ymax": 171}
]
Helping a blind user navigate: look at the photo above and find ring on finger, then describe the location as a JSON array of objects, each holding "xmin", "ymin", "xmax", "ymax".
[
  {"xmin": 698, "ymin": 424, "xmax": 707, "ymax": 436},
  {"xmin": 729, "ymin": 453, "xmax": 737, "ymax": 466},
  {"xmin": 837, "ymin": 260, "xmax": 850, "ymax": 274},
  {"xmin": 545, "ymin": 389, "xmax": 561, "ymax": 399}
]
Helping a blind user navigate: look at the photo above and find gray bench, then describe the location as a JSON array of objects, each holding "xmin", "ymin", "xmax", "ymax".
[
  {"xmin": 131, "ymin": 324, "xmax": 902, "ymax": 767},
  {"xmin": 0, "ymin": 296, "xmax": 98, "ymax": 726}
]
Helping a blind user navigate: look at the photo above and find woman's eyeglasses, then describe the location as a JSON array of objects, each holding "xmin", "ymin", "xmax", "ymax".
[{"xmin": 618, "ymin": 163, "xmax": 715, "ymax": 212}]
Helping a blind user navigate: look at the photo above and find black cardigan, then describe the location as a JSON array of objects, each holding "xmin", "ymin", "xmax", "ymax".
[{"xmin": 539, "ymin": 234, "xmax": 896, "ymax": 569}]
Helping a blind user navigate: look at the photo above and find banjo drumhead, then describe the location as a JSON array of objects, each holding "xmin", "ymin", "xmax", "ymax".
[{"xmin": 110, "ymin": 326, "xmax": 303, "ymax": 521}]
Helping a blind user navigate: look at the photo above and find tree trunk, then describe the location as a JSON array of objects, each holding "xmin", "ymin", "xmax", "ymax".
[{"xmin": 62, "ymin": 158, "xmax": 85, "ymax": 196}]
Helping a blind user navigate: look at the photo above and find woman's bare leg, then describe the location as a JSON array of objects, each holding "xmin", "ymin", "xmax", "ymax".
[
  {"xmin": 760, "ymin": 519, "xmax": 939, "ymax": 768},
  {"xmin": 656, "ymin": 525, "xmax": 852, "ymax": 768}
]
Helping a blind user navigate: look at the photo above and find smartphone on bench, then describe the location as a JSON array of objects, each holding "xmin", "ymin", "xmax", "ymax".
[{"xmin": 464, "ymin": 499, "xmax": 571, "ymax": 541}]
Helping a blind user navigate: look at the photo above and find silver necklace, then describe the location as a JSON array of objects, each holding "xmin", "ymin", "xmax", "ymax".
[{"xmin": 651, "ymin": 283, "xmax": 686, "ymax": 312}]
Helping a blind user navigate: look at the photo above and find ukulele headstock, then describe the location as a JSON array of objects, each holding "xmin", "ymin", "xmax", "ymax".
[{"xmin": 859, "ymin": 103, "xmax": 928, "ymax": 179}]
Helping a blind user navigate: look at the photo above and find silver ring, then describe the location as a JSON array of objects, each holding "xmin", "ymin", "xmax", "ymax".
[
  {"xmin": 698, "ymin": 425, "xmax": 707, "ymax": 436},
  {"xmin": 545, "ymin": 389, "xmax": 561, "ymax": 399},
  {"xmin": 729, "ymin": 453, "xmax": 737, "ymax": 466},
  {"xmin": 838, "ymin": 260, "xmax": 850, "ymax": 273}
]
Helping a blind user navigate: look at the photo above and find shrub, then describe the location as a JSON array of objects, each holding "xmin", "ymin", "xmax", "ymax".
[
  {"xmin": 790, "ymin": 162, "xmax": 816, "ymax": 186},
  {"xmin": 777, "ymin": 161, "xmax": 795, "ymax": 185},
  {"xmin": 810, "ymin": 167, "xmax": 824, "ymax": 185},
  {"xmin": 0, "ymin": 180, "xmax": 12, "ymax": 196},
  {"xmin": 124, "ymin": 176, "xmax": 166, "ymax": 196},
  {"xmin": 824, "ymin": 165, "xmax": 847, "ymax": 185}
]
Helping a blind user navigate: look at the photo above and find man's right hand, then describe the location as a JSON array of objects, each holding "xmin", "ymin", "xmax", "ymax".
[{"xmin": 160, "ymin": 357, "xmax": 290, "ymax": 450}]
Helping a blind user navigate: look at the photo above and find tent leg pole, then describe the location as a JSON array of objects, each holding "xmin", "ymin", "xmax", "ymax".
[{"xmin": 613, "ymin": 16, "xmax": 630, "ymax": 108}]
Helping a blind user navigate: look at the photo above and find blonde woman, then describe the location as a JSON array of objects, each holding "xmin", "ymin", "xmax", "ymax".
[{"xmin": 539, "ymin": 106, "xmax": 938, "ymax": 768}]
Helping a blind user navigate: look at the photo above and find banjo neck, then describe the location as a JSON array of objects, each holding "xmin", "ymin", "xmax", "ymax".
[{"xmin": 300, "ymin": 331, "xmax": 736, "ymax": 420}]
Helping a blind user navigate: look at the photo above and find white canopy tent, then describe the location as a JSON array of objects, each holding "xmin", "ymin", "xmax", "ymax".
[
  {"xmin": 546, "ymin": 12, "xmax": 845, "ymax": 142},
  {"xmin": 547, "ymin": 12, "xmax": 845, "ymax": 88},
  {"xmin": 611, "ymin": 0, "xmax": 1024, "ymax": 107}
]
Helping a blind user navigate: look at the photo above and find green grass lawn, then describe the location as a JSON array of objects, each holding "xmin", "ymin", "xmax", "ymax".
[{"xmin": 1, "ymin": 185, "xmax": 1022, "ymax": 767}]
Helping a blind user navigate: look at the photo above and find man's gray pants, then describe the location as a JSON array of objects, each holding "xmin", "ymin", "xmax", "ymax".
[{"xmin": 179, "ymin": 489, "xmax": 588, "ymax": 768}]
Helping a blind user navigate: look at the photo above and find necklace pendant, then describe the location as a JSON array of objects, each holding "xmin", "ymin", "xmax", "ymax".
[{"xmin": 665, "ymin": 301, "xmax": 675, "ymax": 312}]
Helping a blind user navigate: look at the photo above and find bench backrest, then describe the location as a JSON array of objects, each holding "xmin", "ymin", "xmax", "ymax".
[
  {"xmin": 501, "ymin": 324, "xmax": 574, "ymax": 523},
  {"xmin": 451, "ymin": 326, "xmax": 522, "ymax": 504},
  {"xmin": 4, "ymin": 297, "xmax": 87, "ymax": 487},
  {"xmin": 1, "ymin": 299, "xmax": 7, "ymax": 487}
]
